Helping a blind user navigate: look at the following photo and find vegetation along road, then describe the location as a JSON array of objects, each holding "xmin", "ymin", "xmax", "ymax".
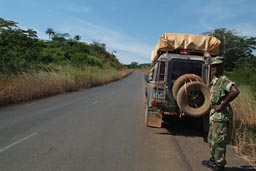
[{"xmin": 0, "ymin": 72, "xmax": 254, "ymax": 171}]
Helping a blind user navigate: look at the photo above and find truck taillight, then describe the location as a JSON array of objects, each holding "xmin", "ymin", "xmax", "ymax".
[
  {"xmin": 180, "ymin": 50, "xmax": 190, "ymax": 55},
  {"xmin": 151, "ymin": 99, "xmax": 156, "ymax": 106}
]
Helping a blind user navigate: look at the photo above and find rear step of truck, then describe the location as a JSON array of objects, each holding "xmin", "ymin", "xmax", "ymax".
[{"xmin": 146, "ymin": 111, "xmax": 162, "ymax": 128}]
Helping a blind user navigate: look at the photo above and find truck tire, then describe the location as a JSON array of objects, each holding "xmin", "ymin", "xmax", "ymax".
[
  {"xmin": 176, "ymin": 81, "xmax": 210, "ymax": 117},
  {"xmin": 172, "ymin": 74, "xmax": 204, "ymax": 100}
]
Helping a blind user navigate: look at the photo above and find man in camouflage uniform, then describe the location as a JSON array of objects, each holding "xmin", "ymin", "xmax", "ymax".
[{"xmin": 202, "ymin": 56, "xmax": 240, "ymax": 171}]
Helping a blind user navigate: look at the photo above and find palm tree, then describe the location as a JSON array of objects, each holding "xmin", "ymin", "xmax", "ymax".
[
  {"xmin": 25, "ymin": 28, "xmax": 37, "ymax": 39},
  {"xmin": 45, "ymin": 28, "xmax": 55, "ymax": 41},
  {"xmin": 0, "ymin": 18, "xmax": 17, "ymax": 31}
]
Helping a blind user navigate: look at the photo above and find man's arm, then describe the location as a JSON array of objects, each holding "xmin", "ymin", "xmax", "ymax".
[{"xmin": 214, "ymin": 85, "xmax": 240, "ymax": 112}]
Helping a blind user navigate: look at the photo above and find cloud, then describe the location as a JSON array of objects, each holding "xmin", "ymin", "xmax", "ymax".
[
  {"xmin": 69, "ymin": 6, "xmax": 91, "ymax": 14},
  {"xmin": 57, "ymin": 4, "xmax": 92, "ymax": 14},
  {"xmin": 197, "ymin": 4, "xmax": 239, "ymax": 27},
  {"xmin": 233, "ymin": 23, "xmax": 256, "ymax": 37},
  {"xmin": 186, "ymin": 0, "xmax": 254, "ymax": 32},
  {"xmin": 59, "ymin": 18, "xmax": 153, "ymax": 64}
]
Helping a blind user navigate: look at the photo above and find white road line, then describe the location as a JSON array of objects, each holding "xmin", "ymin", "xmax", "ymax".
[
  {"xmin": 24, "ymin": 102, "xmax": 37, "ymax": 107},
  {"xmin": 91, "ymin": 101, "xmax": 98, "ymax": 105},
  {"xmin": 0, "ymin": 132, "xmax": 38, "ymax": 153}
]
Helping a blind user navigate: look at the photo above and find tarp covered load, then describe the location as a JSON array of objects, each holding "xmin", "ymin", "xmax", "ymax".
[{"xmin": 151, "ymin": 33, "xmax": 221, "ymax": 62}]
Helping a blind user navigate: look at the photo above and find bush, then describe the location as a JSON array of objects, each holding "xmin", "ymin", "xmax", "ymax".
[
  {"xmin": 71, "ymin": 53, "xmax": 102, "ymax": 67},
  {"xmin": 227, "ymin": 57, "xmax": 256, "ymax": 98}
]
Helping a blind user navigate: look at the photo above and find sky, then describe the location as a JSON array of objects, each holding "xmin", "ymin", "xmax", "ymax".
[{"xmin": 1, "ymin": 0, "xmax": 256, "ymax": 64}]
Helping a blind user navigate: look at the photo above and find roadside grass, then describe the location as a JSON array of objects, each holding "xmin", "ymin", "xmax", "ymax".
[
  {"xmin": 0, "ymin": 66, "xmax": 132, "ymax": 106},
  {"xmin": 231, "ymin": 85, "xmax": 256, "ymax": 166}
]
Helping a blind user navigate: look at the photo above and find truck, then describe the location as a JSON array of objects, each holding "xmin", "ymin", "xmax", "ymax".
[{"xmin": 145, "ymin": 33, "xmax": 221, "ymax": 130}]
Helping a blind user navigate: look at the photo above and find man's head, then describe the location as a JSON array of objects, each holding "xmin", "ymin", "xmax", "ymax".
[{"xmin": 210, "ymin": 56, "xmax": 224, "ymax": 76}]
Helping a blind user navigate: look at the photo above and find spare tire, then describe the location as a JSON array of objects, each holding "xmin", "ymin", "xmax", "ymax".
[
  {"xmin": 172, "ymin": 74, "xmax": 205, "ymax": 100},
  {"xmin": 176, "ymin": 81, "xmax": 210, "ymax": 117}
]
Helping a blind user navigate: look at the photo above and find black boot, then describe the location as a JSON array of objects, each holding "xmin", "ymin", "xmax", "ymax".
[
  {"xmin": 202, "ymin": 159, "xmax": 216, "ymax": 169},
  {"xmin": 202, "ymin": 159, "xmax": 224, "ymax": 171}
]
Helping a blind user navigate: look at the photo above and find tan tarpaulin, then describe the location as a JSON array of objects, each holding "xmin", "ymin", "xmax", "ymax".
[{"xmin": 151, "ymin": 33, "xmax": 221, "ymax": 61}]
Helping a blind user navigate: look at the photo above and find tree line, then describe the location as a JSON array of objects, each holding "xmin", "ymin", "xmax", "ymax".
[
  {"xmin": 0, "ymin": 18, "xmax": 122, "ymax": 74},
  {"xmin": 203, "ymin": 28, "xmax": 256, "ymax": 96},
  {"xmin": 203, "ymin": 28, "xmax": 256, "ymax": 71},
  {"xmin": 1, "ymin": 18, "xmax": 256, "ymax": 90}
]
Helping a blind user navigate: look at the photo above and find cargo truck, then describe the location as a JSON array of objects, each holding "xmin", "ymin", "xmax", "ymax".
[{"xmin": 145, "ymin": 33, "xmax": 221, "ymax": 130}]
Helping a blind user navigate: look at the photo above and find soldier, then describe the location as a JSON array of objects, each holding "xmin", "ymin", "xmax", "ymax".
[{"xmin": 202, "ymin": 56, "xmax": 240, "ymax": 171}]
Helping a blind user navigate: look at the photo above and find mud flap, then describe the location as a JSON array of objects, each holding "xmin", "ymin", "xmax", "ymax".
[{"xmin": 145, "ymin": 111, "xmax": 162, "ymax": 128}]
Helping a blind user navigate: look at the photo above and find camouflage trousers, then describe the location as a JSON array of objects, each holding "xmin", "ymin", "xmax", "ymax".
[{"xmin": 207, "ymin": 121, "xmax": 228, "ymax": 167}]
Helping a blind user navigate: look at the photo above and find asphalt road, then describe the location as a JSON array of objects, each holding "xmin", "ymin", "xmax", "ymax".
[{"xmin": 0, "ymin": 72, "xmax": 254, "ymax": 171}]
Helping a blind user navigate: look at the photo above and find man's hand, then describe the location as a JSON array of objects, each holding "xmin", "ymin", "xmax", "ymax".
[{"xmin": 213, "ymin": 104, "xmax": 224, "ymax": 112}]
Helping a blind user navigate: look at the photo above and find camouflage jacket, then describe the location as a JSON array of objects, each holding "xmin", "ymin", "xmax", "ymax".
[{"xmin": 209, "ymin": 75, "xmax": 235, "ymax": 122}]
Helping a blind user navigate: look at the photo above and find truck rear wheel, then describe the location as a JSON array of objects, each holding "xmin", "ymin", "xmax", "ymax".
[
  {"xmin": 176, "ymin": 81, "xmax": 210, "ymax": 117},
  {"xmin": 172, "ymin": 74, "xmax": 204, "ymax": 100},
  {"xmin": 145, "ymin": 104, "xmax": 149, "ymax": 124}
]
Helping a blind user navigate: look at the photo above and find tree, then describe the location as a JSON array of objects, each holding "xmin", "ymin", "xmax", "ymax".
[
  {"xmin": 52, "ymin": 32, "xmax": 70, "ymax": 43},
  {"xmin": 203, "ymin": 28, "xmax": 256, "ymax": 71},
  {"xmin": 74, "ymin": 35, "xmax": 81, "ymax": 41},
  {"xmin": 0, "ymin": 20, "xmax": 123, "ymax": 73},
  {"xmin": 126, "ymin": 62, "xmax": 138, "ymax": 69},
  {"xmin": 24, "ymin": 28, "xmax": 38, "ymax": 39},
  {"xmin": 0, "ymin": 28, "xmax": 42, "ymax": 73},
  {"xmin": 45, "ymin": 28, "xmax": 55, "ymax": 41},
  {"xmin": 0, "ymin": 18, "xmax": 17, "ymax": 31}
]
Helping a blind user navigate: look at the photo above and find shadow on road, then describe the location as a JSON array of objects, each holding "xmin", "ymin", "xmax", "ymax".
[
  {"xmin": 161, "ymin": 116, "xmax": 208, "ymax": 140},
  {"xmin": 225, "ymin": 166, "xmax": 256, "ymax": 171}
]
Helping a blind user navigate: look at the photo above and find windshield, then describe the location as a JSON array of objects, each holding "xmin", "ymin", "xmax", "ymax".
[{"xmin": 168, "ymin": 59, "xmax": 204, "ymax": 82}]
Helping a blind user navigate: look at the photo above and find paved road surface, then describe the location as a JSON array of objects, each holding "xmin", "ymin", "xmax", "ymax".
[{"xmin": 0, "ymin": 72, "xmax": 254, "ymax": 171}]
